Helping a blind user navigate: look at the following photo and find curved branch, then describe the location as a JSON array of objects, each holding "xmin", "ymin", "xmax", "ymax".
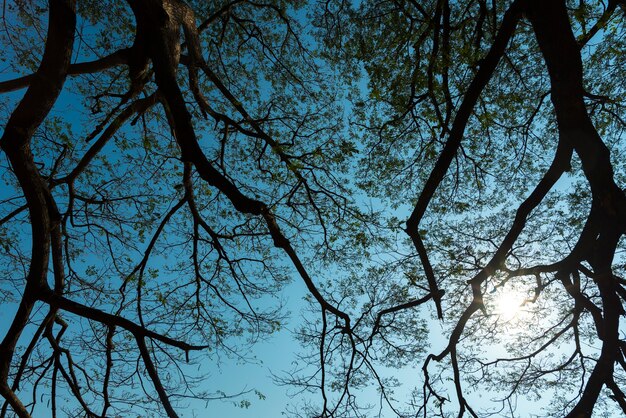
[
  {"xmin": 41, "ymin": 292, "xmax": 209, "ymax": 354},
  {"xmin": 0, "ymin": 48, "xmax": 131, "ymax": 93},
  {"xmin": 133, "ymin": 0, "xmax": 350, "ymax": 325},
  {"xmin": 405, "ymin": 0, "xmax": 526, "ymax": 318},
  {"xmin": 529, "ymin": 1, "xmax": 626, "ymax": 416},
  {"xmin": 136, "ymin": 337, "xmax": 179, "ymax": 418},
  {"xmin": 0, "ymin": 1, "xmax": 76, "ymax": 416}
]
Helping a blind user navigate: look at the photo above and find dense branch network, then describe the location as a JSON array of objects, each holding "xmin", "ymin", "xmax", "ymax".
[
  {"xmin": 1, "ymin": 0, "xmax": 626, "ymax": 417},
  {"xmin": 0, "ymin": 0, "xmax": 353, "ymax": 416}
]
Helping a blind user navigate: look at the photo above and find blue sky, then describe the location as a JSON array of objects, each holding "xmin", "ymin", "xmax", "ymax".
[{"xmin": 2, "ymin": 2, "xmax": 625, "ymax": 417}]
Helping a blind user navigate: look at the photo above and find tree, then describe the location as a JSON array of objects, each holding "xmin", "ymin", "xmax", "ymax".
[
  {"xmin": 0, "ymin": 0, "xmax": 625, "ymax": 417},
  {"xmin": 0, "ymin": 0, "xmax": 353, "ymax": 416},
  {"xmin": 305, "ymin": 0, "xmax": 626, "ymax": 416}
]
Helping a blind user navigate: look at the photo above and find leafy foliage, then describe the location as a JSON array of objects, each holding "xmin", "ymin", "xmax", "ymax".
[{"xmin": 1, "ymin": 1, "xmax": 626, "ymax": 418}]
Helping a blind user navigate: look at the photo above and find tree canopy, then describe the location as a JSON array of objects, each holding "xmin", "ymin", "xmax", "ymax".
[{"xmin": 1, "ymin": 0, "xmax": 626, "ymax": 417}]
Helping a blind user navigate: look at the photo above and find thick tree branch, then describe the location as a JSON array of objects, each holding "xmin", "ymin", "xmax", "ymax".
[
  {"xmin": 528, "ymin": 1, "xmax": 626, "ymax": 416},
  {"xmin": 131, "ymin": 0, "xmax": 350, "ymax": 326},
  {"xmin": 0, "ymin": 1, "xmax": 76, "ymax": 416},
  {"xmin": 0, "ymin": 48, "xmax": 131, "ymax": 93},
  {"xmin": 405, "ymin": 0, "xmax": 525, "ymax": 319}
]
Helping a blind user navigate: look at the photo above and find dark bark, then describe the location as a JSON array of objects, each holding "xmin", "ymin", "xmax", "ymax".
[
  {"xmin": 405, "ymin": 0, "xmax": 525, "ymax": 319},
  {"xmin": 129, "ymin": 0, "xmax": 350, "ymax": 325},
  {"xmin": 0, "ymin": 1, "xmax": 76, "ymax": 416},
  {"xmin": 528, "ymin": 1, "xmax": 626, "ymax": 416},
  {"xmin": 0, "ymin": 49, "xmax": 130, "ymax": 93}
]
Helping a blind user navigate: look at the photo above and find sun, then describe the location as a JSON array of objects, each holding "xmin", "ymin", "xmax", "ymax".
[{"xmin": 494, "ymin": 289, "xmax": 526, "ymax": 321}]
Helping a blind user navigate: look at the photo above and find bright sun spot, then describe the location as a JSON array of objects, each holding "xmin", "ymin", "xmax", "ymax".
[{"xmin": 494, "ymin": 290, "xmax": 526, "ymax": 321}]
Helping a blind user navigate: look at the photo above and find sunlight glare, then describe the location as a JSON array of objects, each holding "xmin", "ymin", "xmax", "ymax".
[{"xmin": 494, "ymin": 289, "xmax": 526, "ymax": 321}]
